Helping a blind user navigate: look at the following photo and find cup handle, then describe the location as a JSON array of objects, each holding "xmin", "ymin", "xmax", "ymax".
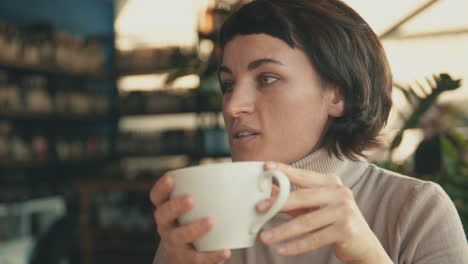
[{"xmin": 250, "ymin": 170, "xmax": 290, "ymax": 234}]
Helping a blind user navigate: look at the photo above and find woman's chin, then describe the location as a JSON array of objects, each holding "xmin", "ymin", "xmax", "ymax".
[
  {"xmin": 231, "ymin": 156, "xmax": 253, "ymax": 162},
  {"xmin": 231, "ymin": 151, "xmax": 270, "ymax": 162},
  {"xmin": 231, "ymin": 152, "xmax": 260, "ymax": 162}
]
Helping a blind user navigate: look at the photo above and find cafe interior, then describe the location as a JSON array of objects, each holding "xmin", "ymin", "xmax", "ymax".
[{"xmin": 0, "ymin": 0, "xmax": 467, "ymax": 263}]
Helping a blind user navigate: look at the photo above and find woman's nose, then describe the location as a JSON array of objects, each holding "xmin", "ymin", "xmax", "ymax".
[{"xmin": 223, "ymin": 81, "xmax": 255, "ymax": 117}]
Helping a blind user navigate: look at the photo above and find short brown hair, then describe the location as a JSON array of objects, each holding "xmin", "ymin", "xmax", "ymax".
[{"xmin": 218, "ymin": 0, "xmax": 393, "ymax": 160}]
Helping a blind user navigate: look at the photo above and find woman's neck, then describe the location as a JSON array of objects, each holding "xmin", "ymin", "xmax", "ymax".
[{"xmin": 289, "ymin": 149, "xmax": 368, "ymax": 188}]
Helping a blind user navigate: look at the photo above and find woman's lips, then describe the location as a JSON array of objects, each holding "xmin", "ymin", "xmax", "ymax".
[{"xmin": 231, "ymin": 133, "xmax": 258, "ymax": 146}]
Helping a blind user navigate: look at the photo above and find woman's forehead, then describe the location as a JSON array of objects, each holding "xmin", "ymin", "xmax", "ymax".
[{"xmin": 222, "ymin": 34, "xmax": 305, "ymax": 68}]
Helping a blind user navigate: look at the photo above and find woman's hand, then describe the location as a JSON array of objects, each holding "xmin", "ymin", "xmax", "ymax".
[
  {"xmin": 256, "ymin": 162, "xmax": 392, "ymax": 264},
  {"xmin": 150, "ymin": 174, "xmax": 231, "ymax": 264}
]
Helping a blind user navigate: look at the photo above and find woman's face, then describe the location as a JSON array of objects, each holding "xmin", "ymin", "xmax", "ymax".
[{"xmin": 220, "ymin": 34, "xmax": 343, "ymax": 163}]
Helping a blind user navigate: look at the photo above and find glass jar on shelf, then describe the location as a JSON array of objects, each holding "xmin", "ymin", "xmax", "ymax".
[
  {"xmin": 22, "ymin": 74, "xmax": 52, "ymax": 113},
  {"xmin": 10, "ymin": 135, "xmax": 30, "ymax": 161},
  {"xmin": 70, "ymin": 36, "xmax": 86, "ymax": 72},
  {"xmin": 37, "ymin": 25, "xmax": 54, "ymax": 66},
  {"xmin": 22, "ymin": 29, "xmax": 41, "ymax": 66},
  {"xmin": 32, "ymin": 129, "xmax": 49, "ymax": 161},
  {"xmin": 68, "ymin": 129, "xmax": 86, "ymax": 160},
  {"xmin": 56, "ymin": 136, "xmax": 71, "ymax": 161},
  {"xmin": 85, "ymin": 39, "xmax": 104, "ymax": 73},
  {"xmin": 53, "ymin": 84, "xmax": 70, "ymax": 115},
  {"xmin": 5, "ymin": 76, "xmax": 21, "ymax": 112},
  {"xmin": 3, "ymin": 24, "xmax": 22, "ymax": 61},
  {"xmin": 0, "ymin": 22, "xmax": 7, "ymax": 59},
  {"xmin": 68, "ymin": 89, "xmax": 91, "ymax": 115},
  {"xmin": 0, "ymin": 121, "xmax": 11, "ymax": 160},
  {"xmin": 0, "ymin": 70, "xmax": 8, "ymax": 110},
  {"xmin": 54, "ymin": 32, "xmax": 72, "ymax": 70}
]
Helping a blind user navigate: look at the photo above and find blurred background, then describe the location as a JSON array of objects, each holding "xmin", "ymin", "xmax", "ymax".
[{"xmin": 0, "ymin": 0, "xmax": 466, "ymax": 264}]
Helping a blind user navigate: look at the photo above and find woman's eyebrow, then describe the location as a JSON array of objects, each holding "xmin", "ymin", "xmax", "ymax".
[
  {"xmin": 218, "ymin": 58, "xmax": 284, "ymax": 75},
  {"xmin": 247, "ymin": 58, "xmax": 283, "ymax": 71}
]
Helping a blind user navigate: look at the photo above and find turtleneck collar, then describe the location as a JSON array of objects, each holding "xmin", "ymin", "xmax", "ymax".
[{"xmin": 289, "ymin": 148, "xmax": 368, "ymax": 189}]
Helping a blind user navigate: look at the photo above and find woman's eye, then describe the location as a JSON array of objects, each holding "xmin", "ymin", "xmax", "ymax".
[
  {"xmin": 220, "ymin": 80, "xmax": 234, "ymax": 94},
  {"xmin": 259, "ymin": 75, "xmax": 279, "ymax": 86}
]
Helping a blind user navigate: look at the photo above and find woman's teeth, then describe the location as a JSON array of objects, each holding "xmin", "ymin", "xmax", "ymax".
[{"xmin": 236, "ymin": 132, "xmax": 256, "ymax": 138}]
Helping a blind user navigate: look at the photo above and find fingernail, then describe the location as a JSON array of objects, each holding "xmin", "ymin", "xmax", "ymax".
[
  {"xmin": 222, "ymin": 249, "xmax": 231, "ymax": 258},
  {"xmin": 261, "ymin": 231, "xmax": 273, "ymax": 242},
  {"xmin": 257, "ymin": 200, "xmax": 270, "ymax": 212},
  {"xmin": 165, "ymin": 175, "xmax": 173, "ymax": 185},
  {"xmin": 265, "ymin": 161, "xmax": 277, "ymax": 170},
  {"xmin": 204, "ymin": 217, "xmax": 213, "ymax": 228},
  {"xmin": 277, "ymin": 246, "xmax": 288, "ymax": 255}
]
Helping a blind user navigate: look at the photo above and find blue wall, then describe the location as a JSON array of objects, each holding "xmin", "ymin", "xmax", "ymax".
[
  {"xmin": 0, "ymin": 0, "xmax": 117, "ymax": 111},
  {"xmin": 0, "ymin": 0, "xmax": 115, "ymax": 72},
  {"xmin": 0, "ymin": 0, "xmax": 114, "ymax": 37}
]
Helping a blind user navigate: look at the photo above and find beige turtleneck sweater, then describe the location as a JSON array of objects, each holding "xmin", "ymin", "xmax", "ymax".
[{"xmin": 153, "ymin": 149, "xmax": 468, "ymax": 264}]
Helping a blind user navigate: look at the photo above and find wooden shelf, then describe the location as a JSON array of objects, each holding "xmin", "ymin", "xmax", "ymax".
[
  {"xmin": 119, "ymin": 152, "xmax": 230, "ymax": 159},
  {"xmin": 0, "ymin": 59, "xmax": 112, "ymax": 79},
  {"xmin": 0, "ymin": 159, "xmax": 44, "ymax": 168},
  {"xmin": 119, "ymin": 109, "xmax": 221, "ymax": 116},
  {"xmin": 0, "ymin": 111, "xmax": 114, "ymax": 122},
  {"xmin": 0, "ymin": 157, "xmax": 114, "ymax": 169},
  {"xmin": 116, "ymin": 67, "xmax": 178, "ymax": 77}
]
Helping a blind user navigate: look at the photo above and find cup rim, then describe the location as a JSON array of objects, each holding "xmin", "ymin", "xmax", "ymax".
[{"xmin": 169, "ymin": 161, "xmax": 265, "ymax": 175}]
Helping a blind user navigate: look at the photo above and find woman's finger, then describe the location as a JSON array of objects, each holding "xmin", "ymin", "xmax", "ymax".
[
  {"xmin": 275, "ymin": 223, "xmax": 341, "ymax": 256},
  {"xmin": 193, "ymin": 249, "xmax": 232, "ymax": 264},
  {"xmin": 283, "ymin": 185, "xmax": 352, "ymax": 212},
  {"xmin": 260, "ymin": 204, "xmax": 338, "ymax": 244},
  {"xmin": 154, "ymin": 194, "xmax": 194, "ymax": 228},
  {"xmin": 257, "ymin": 184, "xmax": 349, "ymax": 214},
  {"xmin": 150, "ymin": 174, "xmax": 175, "ymax": 207},
  {"xmin": 265, "ymin": 162, "xmax": 342, "ymax": 187},
  {"xmin": 167, "ymin": 217, "xmax": 214, "ymax": 247}
]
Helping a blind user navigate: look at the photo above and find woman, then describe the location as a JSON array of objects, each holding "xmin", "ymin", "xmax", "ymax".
[{"xmin": 150, "ymin": 0, "xmax": 468, "ymax": 263}]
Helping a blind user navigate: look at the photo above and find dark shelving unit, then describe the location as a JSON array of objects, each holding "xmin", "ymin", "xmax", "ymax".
[
  {"xmin": 0, "ymin": 59, "xmax": 112, "ymax": 80},
  {"xmin": 116, "ymin": 67, "xmax": 178, "ymax": 77},
  {"xmin": 0, "ymin": 2, "xmax": 122, "ymax": 264},
  {"xmin": 119, "ymin": 108, "xmax": 221, "ymax": 116},
  {"xmin": 0, "ymin": 157, "xmax": 115, "ymax": 169},
  {"xmin": 0, "ymin": 110, "xmax": 116, "ymax": 123}
]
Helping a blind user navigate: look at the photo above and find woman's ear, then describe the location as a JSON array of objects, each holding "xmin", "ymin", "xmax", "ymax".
[{"xmin": 327, "ymin": 88, "xmax": 345, "ymax": 117}]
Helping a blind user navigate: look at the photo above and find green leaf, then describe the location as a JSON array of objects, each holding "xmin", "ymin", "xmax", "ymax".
[
  {"xmin": 213, "ymin": 8, "xmax": 232, "ymax": 16},
  {"xmin": 165, "ymin": 68, "xmax": 193, "ymax": 85},
  {"xmin": 398, "ymin": 86, "xmax": 419, "ymax": 106},
  {"xmin": 436, "ymin": 73, "xmax": 462, "ymax": 91},
  {"xmin": 441, "ymin": 135, "xmax": 459, "ymax": 177},
  {"xmin": 389, "ymin": 74, "xmax": 460, "ymax": 152},
  {"xmin": 390, "ymin": 133, "xmax": 403, "ymax": 150},
  {"xmin": 401, "ymin": 74, "xmax": 460, "ymax": 131}
]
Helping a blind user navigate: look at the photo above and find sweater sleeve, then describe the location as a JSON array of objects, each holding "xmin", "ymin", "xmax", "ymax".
[{"xmin": 397, "ymin": 181, "xmax": 468, "ymax": 263}]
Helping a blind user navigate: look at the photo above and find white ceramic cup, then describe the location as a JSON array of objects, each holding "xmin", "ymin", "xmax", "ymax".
[{"xmin": 169, "ymin": 161, "xmax": 290, "ymax": 251}]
